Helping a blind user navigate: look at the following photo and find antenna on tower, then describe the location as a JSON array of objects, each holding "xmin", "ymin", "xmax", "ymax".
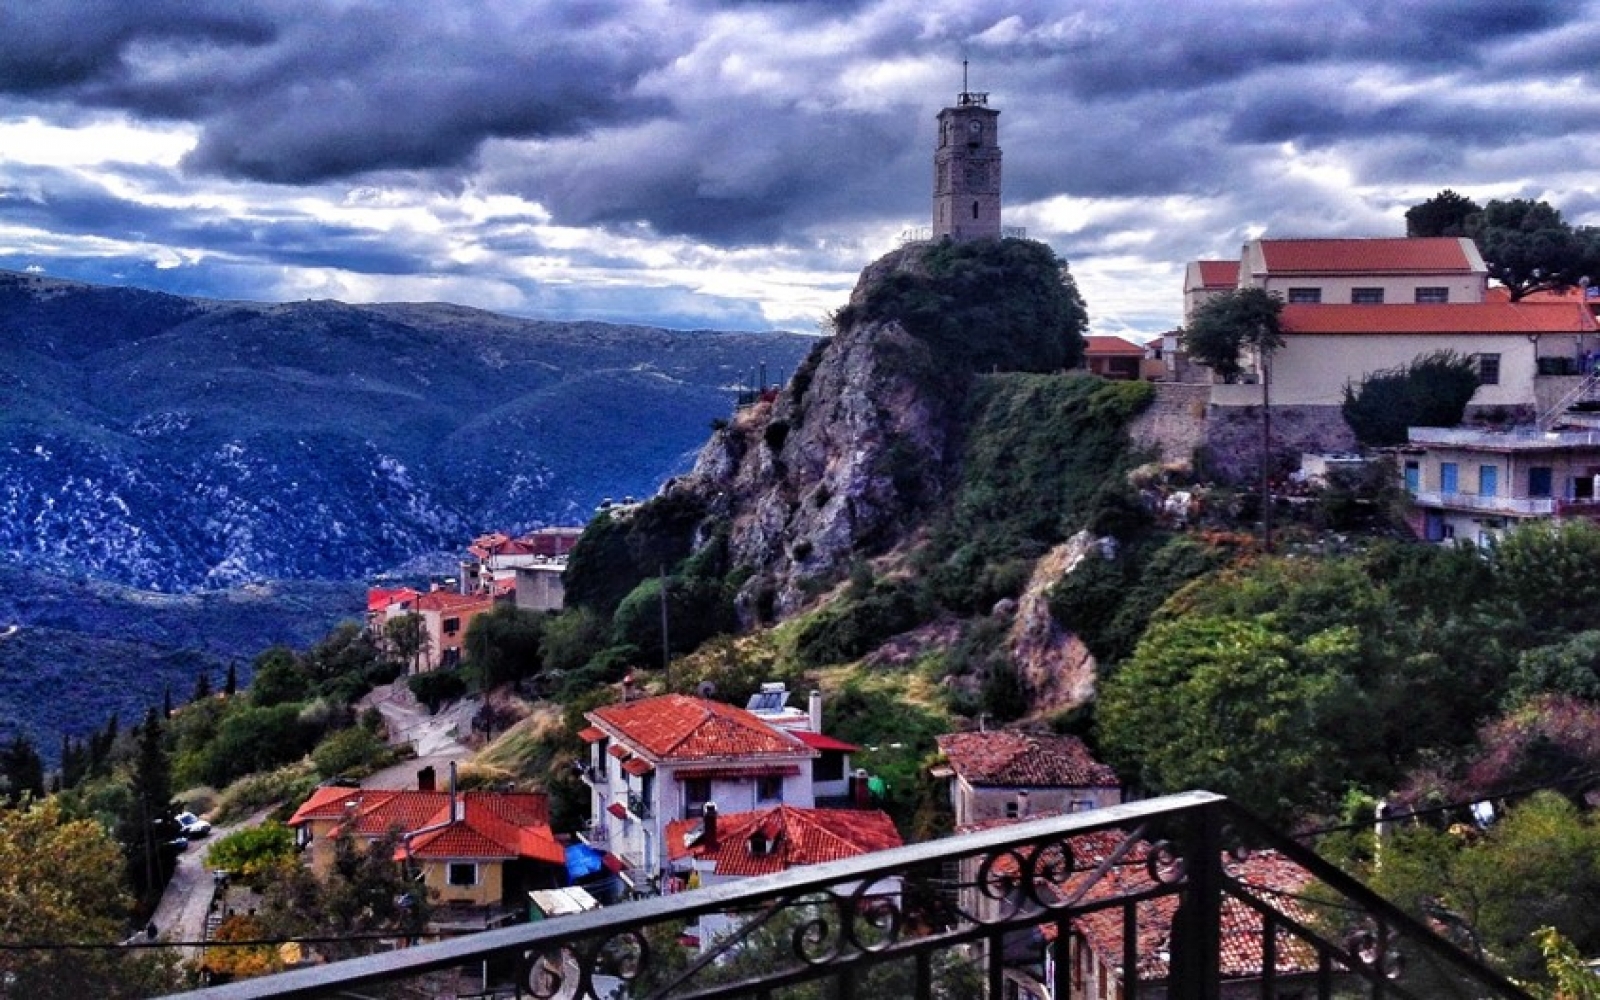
[{"xmin": 958, "ymin": 58, "xmax": 987, "ymax": 107}]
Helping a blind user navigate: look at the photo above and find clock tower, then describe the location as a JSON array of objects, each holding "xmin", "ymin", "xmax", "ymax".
[{"xmin": 932, "ymin": 68, "xmax": 1001, "ymax": 242}]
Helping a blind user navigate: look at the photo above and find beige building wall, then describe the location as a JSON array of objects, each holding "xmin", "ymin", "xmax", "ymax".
[
  {"xmin": 1244, "ymin": 333, "xmax": 1537, "ymax": 407},
  {"xmin": 422, "ymin": 859, "xmax": 504, "ymax": 907}
]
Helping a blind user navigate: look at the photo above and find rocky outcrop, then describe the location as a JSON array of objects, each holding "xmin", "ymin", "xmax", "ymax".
[
  {"xmin": 1008, "ymin": 533, "xmax": 1101, "ymax": 715},
  {"xmin": 679, "ymin": 249, "xmax": 966, "ymax": 622}
]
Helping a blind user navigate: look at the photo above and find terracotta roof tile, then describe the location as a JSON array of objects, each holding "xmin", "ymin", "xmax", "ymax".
[
  {"xmin": 665, "ymin": 806, "xmax": 902, "ymax": 877},
  {"xmin": 590, "ymin": 694, "xmax": 813, "ymax": 762},
  {"xmin": 1281, "ymin": 301, "xmax": 1596, "ymax": 334},
  {"xmin": 290, "ymin": 789, "xmax": 563, "ymax": 866},
  {"xmin": 1197, "ymin": 260, "xmax": 1239, "ymax": 288},
  {"xmin": 414, "ymin": 591, "xmax": 494, "ymax": 614},
  {"xmin": 1258, "ymin": 237, "xmax": 1476, "ymax": 274},
  {"xmin": 790, "ymin": 730, "xmax": 860, "ymax": 753},
  {"xmin": 367, "ymin": 588, "xmax": 420, "ymax": 613},
  {"xmin": 936, "ymin": 731, "xmax": 1120, "ymax": 789},
  {"xmin": 1084, "ymin": 335, "xmax": 1147, "ymax": 357}
]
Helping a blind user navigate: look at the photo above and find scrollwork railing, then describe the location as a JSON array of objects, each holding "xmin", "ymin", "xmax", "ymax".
[{"xmin": 162, "ymin": 790, "xmax": 1531, "ymax": 1000}]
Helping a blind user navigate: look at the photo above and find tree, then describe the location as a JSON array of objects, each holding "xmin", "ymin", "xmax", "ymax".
[
  {"xmin": 250, "ymin": 645, "xmax": 311, "ymax": 706},
  {"xmin": 205, "ymin": 821, "xmax": 297, "ymax": 884},
  {"xmin": 1467, "ymin": 198, "xmax": 1600, "ymax": 301},
  {"xmin": 0, "ymin": 799, "xmax": 179, "ymax": 997},
  {"xmin": 1182, "ymin": 287, "xmax": 1285, "ymax": 546},
  {"xmin": 1406, "ymin": 189, "xmax": 1482, "ymax": 238},
  {"xmin": 1342, "ymin": 350, "xmax": 1481, "ymax": 446},
  {"xmin": 191, "ymin": 668, "xmax": 213, "ymax": 703},
  {"xmin": 0, "ymin": 732, "xmax": 45, "ymax": 807},
  {"xmin": 383, "ymin": 612, "xmax": 431, "ymax": 673},
  {"xmin": 118, "ymin": 706, "xmax": 176, "ymax": 910},
  {"xmin": 464, "ymin": 602, "xmax": 545, "ymax": 689}
]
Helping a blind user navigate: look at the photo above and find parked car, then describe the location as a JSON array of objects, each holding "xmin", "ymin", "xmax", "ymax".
[{"xmin": 176, "ymin": 811, "xmax": 212, "ymax": 838}]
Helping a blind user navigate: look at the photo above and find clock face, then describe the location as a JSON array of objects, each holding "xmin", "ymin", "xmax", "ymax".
[{"xmin": 968, "ymin": 119, "xmax": 982, "ymax": 134}]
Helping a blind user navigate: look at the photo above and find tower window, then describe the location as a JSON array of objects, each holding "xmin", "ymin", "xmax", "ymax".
[{"xmin": 972, "ymin": 201, "xmax": 979, "ymax": 220}]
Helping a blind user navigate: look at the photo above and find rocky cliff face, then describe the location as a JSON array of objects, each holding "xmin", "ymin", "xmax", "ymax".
[{"xmin": 679, "ymin": 248, "xmax": 968, "ymax": 621}]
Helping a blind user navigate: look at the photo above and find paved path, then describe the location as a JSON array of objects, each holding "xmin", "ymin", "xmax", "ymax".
[
  {"xmin": 359, "ymin": 680, "xmax": 478, "ymax": 789},
  {"xmin": 148, "ymin": 808, "xmax": 272, "ymax": 960}
]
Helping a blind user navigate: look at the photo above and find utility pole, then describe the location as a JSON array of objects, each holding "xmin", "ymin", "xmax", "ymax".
[{"xmin": 659, "ymin": 564, "xmax": 670, "ymax": 688}]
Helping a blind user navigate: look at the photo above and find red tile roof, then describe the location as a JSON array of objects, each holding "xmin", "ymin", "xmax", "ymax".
[
  {"xmin": 367, "ymin": 587, "xmax": 419, "ymax": 613},
  {"xmin": 1084, "ymin": 335, "xmax": 1148, "ymax": 357},
  {"xmin": 665, "ymin": 806, "xmax": 903, "ymax": 877},
  {"xmin": 1070, "ymin": 849, "xmax": 1318, "ymax": 983},
  {"xmin": 1258, "ymin": 237, "xmax": 1476, "ymax": 274},
  {"xmin": 790, "ymin": 730, "xmax": 861, "ymax": 753},
  {"xmin": 289, "ymin": 789, "xmax": 562, "ymax": 866},
  {"xmin": 1280, "ymin": 301, "xmax": 1596, "ymax": 334},
  {"xmin": 590, "ymin": 694, "xmax": 814, "ymax": 762},
  {"xmin": 936, "ymin": 731, "xmax": 1120, "ymax": 789},
  {"xmin": 1197, "ymin": 260, "xmax": 1239, "ymax": 288},
  {"xmin": 414, "ymin": 590, "xmax": 494, "ymax": 614}
]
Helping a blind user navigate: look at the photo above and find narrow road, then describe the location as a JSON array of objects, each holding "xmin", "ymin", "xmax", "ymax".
[{"xmin": 147, "ymin": 808, "xmax": 272, "ymax": 961}]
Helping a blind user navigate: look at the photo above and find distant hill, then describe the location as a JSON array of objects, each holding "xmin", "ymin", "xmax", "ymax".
[
  {"xmin": 0, "ymin": 270, "xmax": 813, "ymax": 591},
  {"xmin": 0, "ymin": 269, "xmax": 812, "ymax": 756}
]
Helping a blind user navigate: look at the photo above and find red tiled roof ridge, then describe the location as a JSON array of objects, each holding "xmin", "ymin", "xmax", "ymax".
[
  {"xmin": 1280, "ymin": 300, "xmax": 1596, "ymax": 334},
  {"xmin": 936, "ymin": 730, "xmax": 1120, "ymax": 787},
  {"xmin": 590, "ymin": 693, "xmax": 811, "ymax": 761},
  {"xmin": 1256, "ymin": 236, "xmax": 1476, "ymax": 275},
  {"xmin": 1084, "ymin": 335, "xmax": 1147, "ymax": 355}
]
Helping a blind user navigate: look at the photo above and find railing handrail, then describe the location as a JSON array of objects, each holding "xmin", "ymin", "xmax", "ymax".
[{"xmin": 160, "ymin": 790, "xmax": 1532, "ymax": 1000}]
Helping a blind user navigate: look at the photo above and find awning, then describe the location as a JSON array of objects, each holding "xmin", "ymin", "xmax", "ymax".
[
  {"xmin": 578, "ymin": 726, "xmax": 606, "ymax": 743},
  {"xmin": 623, "ymin": 757, "xmax": 655, "ymax": 776},
  {"xmin": 675, "ymin": 765, "xmax": 801, "ymax": 780},
  {"xmin": 608, "ymin": 745, "xmax": 633, "ymax": 760},
  {"xmin": 607, "ymin": 802, "xmax": 629, "ymax": 819}
]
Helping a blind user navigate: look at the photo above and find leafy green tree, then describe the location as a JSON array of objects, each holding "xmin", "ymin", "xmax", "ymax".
[
  {"xmin": 249, "ymin": 644, "xmax": 311, "ymax": 707},
  {"xmin": 1342, "ymin": 350, "xmax": 1481, "ymax": 446},
  {"xmin": 310, "ymin": 724, "xmax": 390, "ymax": 779},
  {"xmin": 1406, "ymin": 189, "xmax": 1482, "ymax": 237},
  {"xmin": 1490, "ymin": 520, "xmax": 1600, "ymax": 634},
  {"xmin": 1182, "ymin": 286, "xmax": 1285, "ymax": 382},
  {"xmin": 1468, "ymin": 198, "xmax": 1600, "ymax": 301},
  {"xmin": 408, "ymin": 669, "xmax": 467, "ymax": 713},
  {"xmin": 383, "ymin": 612, "xmax": 431, "ymax": 673},
  {"xmin": 542, "ymin": 607, "xmax": 609, "ymax": 673},
  {"xmin": 1097, "ymin": 614, "xmax": 1354, "ymax": 822},
  {"xmin": 205, "ymin": 821, "xmax": 297, "ymax": 884},
  {"xmin": 1507, "ymin": 634, "xmax": 1600, "ymax": 706},
  {"xmin": 201, "ymin": 703, "xmax": 311, "ymax": 787},
  {"xmin": 464, "ymin": 602, "xmax": 544, "ymax": 689}
]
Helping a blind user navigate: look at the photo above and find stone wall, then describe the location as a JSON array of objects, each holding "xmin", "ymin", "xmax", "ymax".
[
  {"xmin": 1130, "ymin": 384, "xmax": 1362, "ymax": 483},
  {"xmin": 1128, "ymin": 383, "xmax": 1209, "ymax": 466}
]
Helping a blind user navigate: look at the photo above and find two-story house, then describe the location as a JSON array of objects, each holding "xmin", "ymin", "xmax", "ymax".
[
  {"xmin": 933, "ymin": 730, "xmax": 1122, "ymax": 830},
  {"xmin": 460, "ymin": 528, "xmax": 583, "ymax": 611},
  {"xmin": 1400, "ymin": 426, "xmax": 1600, "ymax": 545},
  {"xmin": 369, "ymin": 588, "xmax": 495, "ymax": 672},
  {"xmin": 578, "ymin": 690, "xmax": 832, "ymax": 892},
  {"xmin": 287, "ymin": 771, "xmax": 566, "ymax": 930},
  {"xmin": 1181, "ymin": 238, "xmax": 1597, "ymax": 419}
]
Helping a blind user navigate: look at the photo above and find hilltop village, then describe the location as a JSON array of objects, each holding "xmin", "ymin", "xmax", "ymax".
[{"xmin": 8, "ymin": 87, "xmax": 1600, "ymax": 1000}]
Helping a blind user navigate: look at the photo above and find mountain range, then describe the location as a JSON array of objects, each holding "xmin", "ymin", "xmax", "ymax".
[{"xmin": 0, "ymin": 269, "xmax": 813, "ymax": 753}]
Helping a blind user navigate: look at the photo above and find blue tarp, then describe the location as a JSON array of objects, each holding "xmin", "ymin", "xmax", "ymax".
[{"xmin": 566, "ymin": 842, "xmax": 606, "ymax": 880}]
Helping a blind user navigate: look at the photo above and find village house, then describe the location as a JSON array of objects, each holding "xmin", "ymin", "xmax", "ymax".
[
  {"xmin": 459, "ymin": 528, "xmax": 583, "ymax": 612},
  {"xmin": 287, "ymin": 768, "xmax": 567, "ymax": 931},
  {"xmin": 367, "ymin": 587, "xmax": 495, "ymax": 672},
  {"xmin": 1082, "ymin": 335, "xmax": 1150, "ymax": 381},
  {"xmin": 1179, "ymin": 238, "xmax": 1598, "ymax": 418},
  {"xmin": 663, "ymin": 802, "xmax": 903, "ymax": 948},
  {"xmin": 933, "ymin": 730, "xmax": 1122, "ymax": 829},
  {"xmin": 575, "ymin": 685, "xmax": 861, "ymax": 894}
]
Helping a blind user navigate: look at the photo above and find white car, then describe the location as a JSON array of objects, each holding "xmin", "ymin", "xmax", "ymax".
[{"xmin": 175, "ymin": 811, "xmax": 212, "ymax": 838}]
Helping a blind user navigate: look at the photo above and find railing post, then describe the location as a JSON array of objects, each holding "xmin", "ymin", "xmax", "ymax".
[{"xmin": 1168, "ymin": 804, "xmax": 1222, "ymax": 1000}]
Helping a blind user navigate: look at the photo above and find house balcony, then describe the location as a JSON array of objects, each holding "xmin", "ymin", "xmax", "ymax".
[
  {"xmin": 1410, "ymin": 489, "xmax": 1556, "ymax": 516},
  {"xmin": 161, "ymin": 791, "xmax": 1529, "ymax": 1000}
]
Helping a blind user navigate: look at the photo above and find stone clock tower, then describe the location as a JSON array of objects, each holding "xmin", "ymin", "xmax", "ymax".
[{"xmin": 932, "ymin": 70, "xmax": 1001, "ymax": 242}]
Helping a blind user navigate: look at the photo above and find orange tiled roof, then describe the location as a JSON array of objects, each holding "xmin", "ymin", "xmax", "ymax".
[
  {"xmin": 936, "ymin": 731, "xmax": 1120, "ymax": 789},
  {"xmin": 1069, "ymin": 848, "xmax": 1317, "ymax": 984},
  {"xmin": 1258, "ymin": 237, "xmax": 1476, "ymax": 274},
  {"xmin": 590, "ymin": 694, "xmax": 813, "ymax": 762},
  {"xmin": 289, "ymin": 789, "xmax": 563, "ymax": 866},
  {"xmin": 1084, "ymin": 335, "xmax": 1147, "ymax": 357},
  {"xmin": 665, "ymin": 806, "xmax": 902, "ymax": 877},
  {"xmin": 414, "ymin": 590, "xmax": 494, "ymax": 614},
  {"xmin": 367, "ymin": 587, "xmax": 419, "ymax": 613},
  {"xmin": 1197, "ymin": 260, "xmax": 1239, "ymax": 288},
  {"xmin": 1280, "ymin": 301, "xmax": 1596, "ymax": 335}
]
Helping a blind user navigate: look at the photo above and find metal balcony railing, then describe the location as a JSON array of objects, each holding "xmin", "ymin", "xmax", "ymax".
[{"xmin": 161, "ymin": 791, "xmax": 1530, "ymax": 1000}]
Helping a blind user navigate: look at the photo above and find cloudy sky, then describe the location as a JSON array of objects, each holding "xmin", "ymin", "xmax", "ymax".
[{"xmin": 3, "ymin": 1, "xmax": 1598, "ymax": 337}]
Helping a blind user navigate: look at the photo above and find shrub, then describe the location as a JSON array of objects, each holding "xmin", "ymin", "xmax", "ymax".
[
  {"xmin": 205, "ymin": 821, "xmax": 297, "ymax": 884},
  {"xmin": 407, "ymin": 671, "xmax": 467, "ymax": 714},
  {"xmin": 310, "ymin": 725, "xmax": 391, "ymax": 779}
]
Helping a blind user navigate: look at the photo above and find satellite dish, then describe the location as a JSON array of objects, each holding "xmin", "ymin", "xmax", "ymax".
[{"xmin": 697, "ymin": 681, "xmax": 717, "ymax": 697}]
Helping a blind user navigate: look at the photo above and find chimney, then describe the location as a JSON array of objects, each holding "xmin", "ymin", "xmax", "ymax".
[
  {"xmin": 854, "ymin": 768, "xmax": 870, "ymax": 808},
  {"xmin": 809, "ymin": 690, "xmax": 822, "ymax": 733},
  {"xmin": 1016, "ymin": 790, "xmax": 1030, "ymax": 818},
  {"xmin": 449, "ymin": 761, "xmax": 462, "ymax": 822},
  {"xmin": 702, "ymin": 802, "xmax": 718, "ymax": 849},
  {"xmin": 417, "ymin": 765, "xmax": 436, "ymax": 791}
]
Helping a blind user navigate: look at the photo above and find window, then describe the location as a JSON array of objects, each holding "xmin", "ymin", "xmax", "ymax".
[
  {"xmin": 1404, "ymin": 460, "xmax": 1420, "ymax": 492},
  {"xmin": 756, "ymin": 775, "xmax": 782, "ymax": 803},
  {"xmin": 441, "ymin": 647, "xmax": 460, "ymax": 668},
  {"xmin": 447, "ymin": 863, "xmax": 478, "ymax": 887},
  {"xmin": 1415, "ymin": 286, "xmax": 1449, "ymax": 303},
  {"xmin": 1287, "ymin": 287, "xmax": 1322, "ymax": 304},
  {"xmin": 971, "ymin": 200, "xmax": 979, "ymax": 220},
  {"xmin": 1004, "ymin": 800, "xmax": 1021, "ymax": 819},
  {"xmin": 1070, "ymin": 799, "xmax": 1096, "ymax": 813},
  {"xmin": 1475, "ymin": 353, "xmax": 1501, "ymax": 385},
  {"xmin": 1351, "ymin": 287, "xmax": 1385, "ymax": 304},
  {"xmin": 684, "ymin": 778, "xmax": 711, "ymax": 819},
  {"xmin": 1529, "ymin": 467, "xmax": 1553, "ymax": 497},
  {"xmin": 814, "ymin": 754, "xmax": 844, "ymax": 782},
  {"xmin": 1441, "ymin": 462, "xmax": 1459, "ymax": 493},
  {"xmin": 443, "ymin": 616, "xmax": 460, "ymax": 635},
  {"xmin": 1479, "ymin": 465, "xmax": 1498, "ymax": 498}
]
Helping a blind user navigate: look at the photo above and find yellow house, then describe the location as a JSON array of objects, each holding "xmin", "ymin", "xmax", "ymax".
[{"xmin": 288, "ymin": 780, "xmax": 567, "ymax": 920}]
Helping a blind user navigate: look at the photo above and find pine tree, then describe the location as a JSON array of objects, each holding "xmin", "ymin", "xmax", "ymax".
[
  {"xmin": 0, "ymin": 733, "xmax": 45, "ymax": 807},
  {"xmin": 225, "ymin": 661, "xmax": 238, "ymax": 696},
  {"xmin": 192, "ymin": 668, "xmax": 213, "ymax": 703},
  {"xmin": 118, "ymin": 708, "xmax": 176, "ymax": 910}
]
